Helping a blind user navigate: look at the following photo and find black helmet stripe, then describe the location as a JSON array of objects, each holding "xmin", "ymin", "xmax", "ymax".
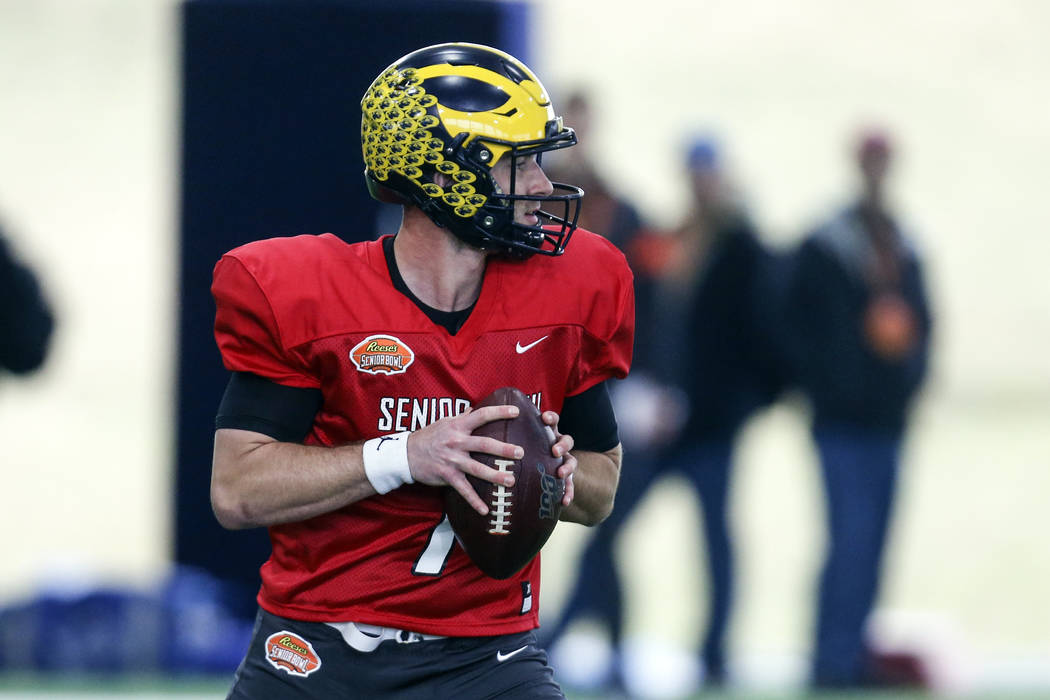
[
  {"xmin": 397, "ymin": 44, "xmax": 531, "ymax": 88},
  {"xmin": 421, "ymin": 76, "xmax": 508, "ymax": 112}
]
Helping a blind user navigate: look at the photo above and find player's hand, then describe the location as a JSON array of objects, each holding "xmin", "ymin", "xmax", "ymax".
[
  {"xmin": 542, "ymin": 410, "xmax": 576, "ymax": 507},
  {"xmin": 406, "ymin": 406, "xmax": 521, "ymax": 515}
]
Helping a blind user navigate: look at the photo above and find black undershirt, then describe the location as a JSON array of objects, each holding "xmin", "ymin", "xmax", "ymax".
[
  {"xmin": 382, "ymin": 236, "xmax": 474, "ymax": 335},
  {"xmin": 216, "ymin": 236, "xmax": 619, "ymax": 451}
]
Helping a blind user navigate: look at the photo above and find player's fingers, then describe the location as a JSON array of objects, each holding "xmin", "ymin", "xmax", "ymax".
[
  {"xmin": 540, "ymin": 410, "xmax": 560, "ymax": 429},
  {"xmin": 461, "ymin": 457, "xmax": 515, "ymax": 488},
  {"xmin": 448, "ymin": 474, "xmax": 490, "ymax": 516},
  {"xmin": 556, "ymin": 452, "xmax": 576, "ymax": 506},
  {"xmin": 462, "ymin": 404, "xmax": 519, "ymax": 429},
  {"xmin": 555, "ymin": 451, "xmax": 577, "ymax": 480},
  {"xmin": 552, "ymin": 432, "xmax": 574, "ymax": 458},
  {"xmin": 468, "ymin": 435, "xmax": 523, "ymax": 461}
]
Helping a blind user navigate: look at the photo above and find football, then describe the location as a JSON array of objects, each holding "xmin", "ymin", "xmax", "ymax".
[{"xmin": 444, "ymin": 386, "xmax": 565, "ymax": 579}]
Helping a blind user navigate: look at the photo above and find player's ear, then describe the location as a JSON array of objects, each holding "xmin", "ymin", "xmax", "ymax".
[{"xmin": 433, "ymin": 172, "xmax": 452, "ymax": 188}]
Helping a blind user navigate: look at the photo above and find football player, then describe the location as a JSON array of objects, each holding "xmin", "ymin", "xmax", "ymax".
[{"xmin": 210, "ymin": 43, "xmax": 634, "ymax": 699}]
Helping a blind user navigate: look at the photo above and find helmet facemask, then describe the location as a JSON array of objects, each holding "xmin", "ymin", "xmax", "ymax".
[{"xmin": 452, "ymin": 126, "xmax": 583, "ymax": 258}]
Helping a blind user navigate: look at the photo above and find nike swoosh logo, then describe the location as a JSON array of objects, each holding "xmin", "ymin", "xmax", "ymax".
[
  {"xmin": 515, "ymin": 336, "xmax": 548, "ymax": 354},
  {"xmin": 496, "ymin": 645, "xmax": 529, "ymax": 662}
]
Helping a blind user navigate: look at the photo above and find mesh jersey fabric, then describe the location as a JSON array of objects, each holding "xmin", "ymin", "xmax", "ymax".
[{"xmin": 211, "ymin": 230, "xmax": 634, "ymax": 635}]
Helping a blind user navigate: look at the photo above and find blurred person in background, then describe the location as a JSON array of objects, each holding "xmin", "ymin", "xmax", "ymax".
[
  {"xmin": 541, "ymin": 89, "xmax": 644, "ymax": 255},
  {"xmin": 546, "ymin": 135, "xmax": 786, "ymax": 694},
  {"xmin": 0, "ymin": 219, "xmax": 54, "ymax": 376},
  {"xmin": 783, "ymin": 127, "xmax": 933, "ymax": 689}
]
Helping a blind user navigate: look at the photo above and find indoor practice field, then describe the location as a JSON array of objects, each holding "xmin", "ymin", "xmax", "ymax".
[{"xmin": 2, "ymin": 2, "xmax": 1048, "ymax": 700}]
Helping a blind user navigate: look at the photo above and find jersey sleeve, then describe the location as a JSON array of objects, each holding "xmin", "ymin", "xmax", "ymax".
[
  {"xmin": 212, "ymin": 254, "xmax": 319, "ymax": 389},
  {"xmin": 570, "ymin": 253, "xmax": 635, "ymax": 396}
]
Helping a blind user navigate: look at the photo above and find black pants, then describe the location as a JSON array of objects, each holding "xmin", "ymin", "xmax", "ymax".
[
  {"xmin": 543, "ymin": 439, "xmax": 734, "ymax": 678},
  {"xmin": 811, "ymin": 426, "xmax": 901, "ymax": 686},
  {"xmin": 228, "ymin": 609, "xmax": 564, "ymax": 699}
]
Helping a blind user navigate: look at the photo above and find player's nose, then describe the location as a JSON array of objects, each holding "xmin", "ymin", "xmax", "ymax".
[{"xmin": 523, "ymin": 159, "xmax": 553, "ymax": 197}]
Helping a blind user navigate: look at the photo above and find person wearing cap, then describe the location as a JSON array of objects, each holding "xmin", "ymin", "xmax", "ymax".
[
  {"xmin": 783, "ymin": 128, "xmax": 933, "ymax": 688},
  {"xmin": 545, "ymin": 135, "xmax": 786, "ymax": 692}
]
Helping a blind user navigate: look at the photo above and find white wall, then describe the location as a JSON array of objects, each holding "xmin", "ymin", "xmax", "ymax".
[
  {"xmin": 531, "ymin": 0, "xmax": 1050, "ymax": 688},
  {"xmin": 0, "ymin": 1, "xmax": 175, "ymax": 595},
  {"xmin": 531, "ymin": 0, "xmax": 1050, "ymax": 397},
  {"xmin": 0, "ymin": 0, "xmax": 1046, "ymax": 690}
]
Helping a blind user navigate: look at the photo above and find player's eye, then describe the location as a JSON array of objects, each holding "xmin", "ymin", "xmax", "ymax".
[{"xmin": 515, "ymin": 155, "xmax": 537, "ymax": 171}]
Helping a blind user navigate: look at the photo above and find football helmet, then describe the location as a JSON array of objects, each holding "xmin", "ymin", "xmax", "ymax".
[{"xmin": 361, "ymin": 42, "xmax": 583, "ymax": 257}]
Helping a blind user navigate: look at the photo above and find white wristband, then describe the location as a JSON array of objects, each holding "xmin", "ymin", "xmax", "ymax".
[{"xmin": 362, "ymin": 432, "xmax": 414, "ymax": 494}]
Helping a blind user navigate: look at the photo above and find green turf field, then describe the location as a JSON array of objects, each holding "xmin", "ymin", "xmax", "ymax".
[{"xmin": 1, "ymin": 674, "xmax": 1049, "ymax": 700}]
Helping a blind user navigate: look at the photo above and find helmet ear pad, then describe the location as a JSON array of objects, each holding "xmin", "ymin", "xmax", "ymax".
[{"xmin": 408, "ymin": 156, "xmax": 508, "ymax": 252}]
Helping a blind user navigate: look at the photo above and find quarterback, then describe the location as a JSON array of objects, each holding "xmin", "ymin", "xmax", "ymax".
[{"xmin": 210, "ymin": 43, "xmax": 634, "ymax": 698}]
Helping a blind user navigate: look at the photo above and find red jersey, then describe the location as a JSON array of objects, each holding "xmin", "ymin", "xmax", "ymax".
[{"xmin": 211, "ymin": 231, "xmax": 634, "ymax": 636}]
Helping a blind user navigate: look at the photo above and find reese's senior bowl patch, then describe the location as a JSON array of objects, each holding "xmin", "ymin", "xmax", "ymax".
[
  {"xmin": 264, "ymin": 631, "xmax": 322, "ymax": 677},
  {"xmin": 350, "ymin": 334, "xmax": 415, "ymax": 375}
]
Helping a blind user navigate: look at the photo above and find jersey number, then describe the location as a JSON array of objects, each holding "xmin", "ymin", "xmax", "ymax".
[{"xmin": 413, "ymin": 515, "xmax": 455, "ymax": 576}]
